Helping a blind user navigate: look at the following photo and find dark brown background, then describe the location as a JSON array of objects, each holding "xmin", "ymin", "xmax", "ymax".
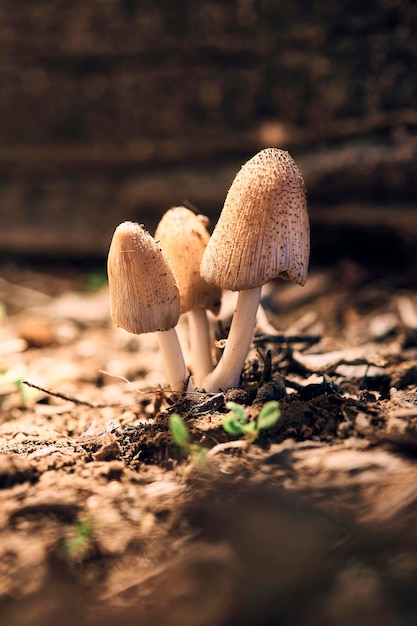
[{"xmin": 0, "ymin": 0, "xmax": 416, "ymax": 267}]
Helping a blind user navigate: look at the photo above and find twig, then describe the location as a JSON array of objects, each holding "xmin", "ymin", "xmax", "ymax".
[
  {"xmin": 253, "ymin": 333, "xmax": 321, "ymax": 345},
  {"xmin": 22, "ymin": 379, "xmax": 209, "ymax": 409},
  {"xmin": 22, "ymin": 380, "xmax": 127, "ymax": 408},
  {"xmin": 0, "ymin": 276, "xmax": 52, "ymax": 308}
]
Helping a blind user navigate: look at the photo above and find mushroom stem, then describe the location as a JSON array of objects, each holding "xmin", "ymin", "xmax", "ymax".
[
  {"xmin": 187, "ymin": 307, "xmax": 214, "ymax": 387},
  {"xmin": 202, "ymin": 286, "xmax": 262, "ymax": 392},
  {"xmin": 155, "ymin": 329, "xmax": 195, "ymax": 394}
]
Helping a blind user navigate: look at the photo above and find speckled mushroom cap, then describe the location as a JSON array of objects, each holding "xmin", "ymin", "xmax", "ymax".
[
  {"xmin": 155, "ymin": 206, "xmax": 222, "ymax": 315},
  {"xmin": 200, "ymin": 148, "xmax": 310, "ymax": 291},
  {"xmin": 107, "ymin": 221, "xmax": 180, "ymax": 334}
]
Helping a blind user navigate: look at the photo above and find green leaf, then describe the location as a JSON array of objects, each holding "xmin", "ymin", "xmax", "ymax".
[
  {"xmin": 61, "ymin": 519, "xmax": 93, "ymax": 559},
  {"xmin": 257, "ymin": 401, "xmax": 280, "ymax": 431},
  {"xmin": 84, "ymin": 272, "xmax": 108, "ymax": 292},
  {"xmin": 169, "ymin": 414, "xmax": 190, "ymax": 449},
  {"xmin": 225, "ymin": 401, "xmax": 248, "ymax": 424},
  {"xmin": 222, "ymin": 414, "xmax": 245, "ymax": 436}
]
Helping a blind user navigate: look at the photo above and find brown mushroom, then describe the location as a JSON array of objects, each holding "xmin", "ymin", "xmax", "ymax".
[
  {"xmin": 107, "ymin": 221, "xmax": 194, "ymax": 393},
  {"xmin": 155, "ymin": 206, "xmax": 221, "ymax": 386},
  {"xmin": 200, "ymin": 148, "xmax": 310, "ymax": 392}
]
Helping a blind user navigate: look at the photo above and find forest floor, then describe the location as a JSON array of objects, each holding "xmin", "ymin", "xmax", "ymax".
[{"xmin": 1, "ymin": 260, "xmax": 417, "ymax": 626}]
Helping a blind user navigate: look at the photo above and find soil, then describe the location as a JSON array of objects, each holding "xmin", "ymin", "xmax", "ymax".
[{"xmin": 1, "ymin": 260, "xmax": 417, "ymax": 626}]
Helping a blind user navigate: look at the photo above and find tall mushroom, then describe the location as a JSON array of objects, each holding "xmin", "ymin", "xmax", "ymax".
[
  {"xmin": 107, "ymin": 221, "xmax": 194, "ymax": 394},
  {"xmin": 155, "ymin": 206, "xmax": 222, "ymax": 386},
  {"xmin": 200, "ymin": 148, "xmax": 310, "ymax": 392}
]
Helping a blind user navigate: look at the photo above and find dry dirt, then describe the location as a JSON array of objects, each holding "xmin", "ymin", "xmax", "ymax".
[{"xmin": 1, "ymin": 260, "xmax": 417, "ymax": 626}]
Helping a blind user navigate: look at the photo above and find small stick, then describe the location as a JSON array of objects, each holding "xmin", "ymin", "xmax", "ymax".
[
  {"xmin": 22, "ymin": 380, "xmax": 120, "ymax": 408},
  {"xmin": 252, "ymin": 333, "xmax": 321, "ymax": 345},
  {"xmin": 22, "ymin": 379, "xmax": 202, "ymax": 409}
]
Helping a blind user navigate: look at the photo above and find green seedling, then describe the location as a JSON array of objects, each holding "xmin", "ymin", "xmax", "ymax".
[
  {"xmin": 169, "ymin": 414, "xmax": 208, "ymax": 467},
  {"xmin": 61, "ymin": 518, "xmax": 94, "ymax": 561},
  {"xmin": 222, "ymin": 400, "xmax": 280, "ymax": 443},
  {"xmin": 84, "ymin": 271, "xmax": 108, "ymax": 291},
  {"xmin": 0, "ymin": 367, "xmax": 29, "ymax": 406},
  {"xmin": 169, "ymin": 413, "xmax": 191, "ymax": 452},
  {"xmin": 170, "ymin": 401, "xmax": 280, "ymax": 468}
]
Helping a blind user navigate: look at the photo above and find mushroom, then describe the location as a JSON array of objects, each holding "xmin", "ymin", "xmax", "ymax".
[
  {"xmin": 155, "ymin": 206, "xmax": 222, "ymax": 386},
  {"xmin": 200, "ymin": 148, "xmax": 310, "ymax": 392},
  {"xmin": 107, "ymin": 221, "xmax": 194, "ymax": 394}
]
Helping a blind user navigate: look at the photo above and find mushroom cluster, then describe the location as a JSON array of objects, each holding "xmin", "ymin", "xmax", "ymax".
[{"xmin": 107, "ymin": 148, "xmax": 310, "ymax": 394}]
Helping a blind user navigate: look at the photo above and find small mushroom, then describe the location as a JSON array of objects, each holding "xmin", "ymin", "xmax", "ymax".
[
  {"xmin": 200, "ymin": 148, "xmax": 310, "ymax": 392},
  {"xmin": 155, "ymin": 206, "xmax": 222, "ymax": 386},
  {"xmin": 107, "ymin": 221, "xmax": 194, "ymax": 394}
]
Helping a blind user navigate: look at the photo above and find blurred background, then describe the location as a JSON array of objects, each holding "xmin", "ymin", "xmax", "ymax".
[{"xmin": 0, "ymin": 0, "xmax": 416, "ymax": 270}]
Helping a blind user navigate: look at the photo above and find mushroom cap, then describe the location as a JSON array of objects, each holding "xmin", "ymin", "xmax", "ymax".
[
  {"xmin": 107, "ymin": 221, "xmax": 180, "ymax": 334},
  {"xmin": 155, "ymin": 206, "xmax": 222, "ymax": 315},
  {"xmin": 200, "ymin": 148, "xmax": 310, "ymax": 291}
]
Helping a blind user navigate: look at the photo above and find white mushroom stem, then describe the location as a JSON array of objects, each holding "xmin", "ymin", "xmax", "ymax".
[
  {"xmin": 187, "ymin": 307, "xmax": 214, "ymax": 387},
  {"xmin": 202, "ymin": 286, "xmax": 262, "ymax": 392},
  {"xmin": 175, "ymin": 317, "xmax": 192, "ymax": 368},
  {"xmin": 155, "ymin": 329, "xmax": 195, "ymax": 394}
]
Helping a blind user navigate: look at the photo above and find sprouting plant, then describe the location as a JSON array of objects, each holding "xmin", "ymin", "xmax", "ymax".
[
  {"xmin": 60, "ymin": 518, "xmax": 94, "ymax": 561},
  {"xmin": 169, "ymin": 401, "xmax": 281, "ymax": 468},
  {"xmin": 0, "ymin": 367, "xmax": 29, "ymax": 406},
  {"xmin": 84, "ymin": 271, "xmax": 108, "ymax": 291},
  {"xmin": 169, "ymin": 413, "xmax": 191, "ymax": 453},
  {"xmin": 169, "ymin": 413, "xmax": 208, "ymax": 467},
  {"xmin": 222, "ymin": 400, "xmax": 280, "ymax": 443}
]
